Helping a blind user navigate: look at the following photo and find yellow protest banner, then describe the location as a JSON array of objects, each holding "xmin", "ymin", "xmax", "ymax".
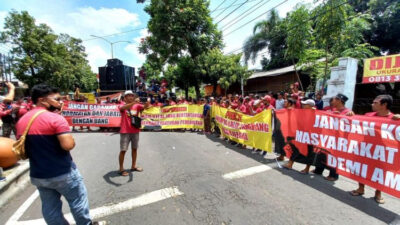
[
  {"xmin": 80, "ymin": 93, "xmax": 96, "ymax": 103},
  {"xmin": 363, "ymin": 54, "xmax": 400, "ymax": 83},
  {"xmin": 142, "ymin": 104, "xmax": 204, "ymax": 129},
  {"xmin": 212, "ymin": 105, "xmax": 273, "ymax": 152}
]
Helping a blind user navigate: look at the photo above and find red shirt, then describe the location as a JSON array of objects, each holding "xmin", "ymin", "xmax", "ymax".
[
  {"xmin": 270, "ymin": 98, "xmax": 276, "ymax": 107},
  {"xmin": 16, "ymin": 107, "xmax": 73, "ymax": 178},
  {"xmin": 365, "ymin": 111, "xmax": 394, "ymax": 119},
  {"xmin": 265, "ymin": 104, "xmax": 275, "ymax": 110},
  {"xmin": 328, "ymin": 107, "xmax": 351, "ymax": 115},
  {"xmin": 153, "ymin": 102, "xmax": 164, "ymax": 107},
  {"xmin": 119, "ymin": 104, "xmax": 144, "ymax": 134},
  {"xmin": 239, "ymin": 104, "xmax": 250, "ymax": 115},
  {"xmin": 231, "ymin": 102, "xmax": 239, "ymax": 110},
  {"xmin": 295, "ymin": 100, "xmax": 301, "ymax": 109}
]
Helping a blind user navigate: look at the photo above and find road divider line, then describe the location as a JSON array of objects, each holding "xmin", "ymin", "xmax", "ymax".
[
  {"xmin": 8, "ymin": 186, "xmax": 184, "ymax": 225},
  {"xmin": 5, "ymin": 190, "xmax": 39, "ymax": 225},
  {"xmin": 223, "ymin": 165, "xmax": 273, "ymax": 180}
]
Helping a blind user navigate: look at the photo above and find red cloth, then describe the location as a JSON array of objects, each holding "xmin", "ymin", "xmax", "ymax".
[
  {"xmin": 119, "ymin": 104, "xmax": 144, "ymax": 134},
  {"xmin": 365, "ymin": 111, "xmax": 394, "ymax": 119},
  {"xmin": 239, "ymin": 104, "xmax": 250, "ymax": 115},
  {"xmin": 328, "ymin": 107, "xmax": 351, "ymax": 115},
  {"xmin": 270, "ymin": 97, "xmax": 276, "ymax": 107},
  {"xmin": 0, "ymin": 103, "xmax": 12, "ymax": 117}
]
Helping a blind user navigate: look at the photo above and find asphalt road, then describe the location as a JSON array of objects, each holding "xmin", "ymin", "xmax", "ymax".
[{"xmin": 1, "ymin": 131, "xmax": 400, "ymax": 225}]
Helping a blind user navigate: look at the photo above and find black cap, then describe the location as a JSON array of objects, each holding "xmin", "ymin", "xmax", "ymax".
[{"xmin": 335, "ymin": 93, "xmax": 348, "ymax": 103}]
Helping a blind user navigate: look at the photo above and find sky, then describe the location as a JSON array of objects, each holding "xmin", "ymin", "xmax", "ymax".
[{"xmin": 0, "ymin": 0, "xmax": 314, "ymax": 74}]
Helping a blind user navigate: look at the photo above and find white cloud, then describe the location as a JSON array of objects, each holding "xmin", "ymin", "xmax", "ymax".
[
  {"xmin": 86, "ymin": 45, "xmax": 109, "ymax": 72},
  {"xmin": 33, "ymin": 7, "xmax": 142, "ymax": 72},
  {"xmin": 68, "ymin": 7, "xmax": 140, "ymax": 36},
  {"xmin": 124, "ymin": 28, "xmax": 148, "ymax": 65},
  {"xmin": 134, "ymin": 28, "xmax": 149, "ymax": 43},
  {"xmin": 124, "ymin": 43, "xmax": 146, "ymax": 61},
  {"xmin": 0, "ymin": 11, "xmax": 7, "ymax": 31},
  {"xmin": 36, "ymin": 7, "xmax": 140, "ymax": 38}
]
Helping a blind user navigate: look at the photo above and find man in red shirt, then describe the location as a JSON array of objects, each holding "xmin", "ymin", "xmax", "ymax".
[
  {"xmin": 239, "ymin": 97, "xmax": 251, "ymax": 115},
  {"xmin": 16, "ymin": 84, "xmax": 105, "ymax": 225},
  {"xmin": 328, "ymin": 94, "xmax": 353, "ymax": 116},
  {"xmin": 318, "ymin": 93, "xmax": 354, "ymax": 181},
  {"xmin": 350, "ymin": 95, "xmax": 400, "ymax": 204},
  {"xmin": 118, "ymin": 91, "xmax": 150, "ymax": 176},
  {"xmin": 262, "ymin": 95, "xmax": 275, "ymax": 110}
]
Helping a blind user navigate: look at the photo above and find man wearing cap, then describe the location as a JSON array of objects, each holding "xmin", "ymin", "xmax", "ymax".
[
  {"xmin": 314, "ymin": 93, "xmax": 354, "ymax": 181},
  {"xmin": 118, "ymin": 91, "xmax": 150, "ymax": 176},
  {"xmin": 284, "ymin": 99, "xmax": 317, "ymax": 170},
  {"xmin": 350, "ymin": 95, "xmax": 400, "ymax": 204},
  {"xmin": 262, "ymin": 95, "xmax": 275, "ymax": 110},
  {"xmin": 329, "ymin": 93, "xmax": 354, "ymax": 116}
]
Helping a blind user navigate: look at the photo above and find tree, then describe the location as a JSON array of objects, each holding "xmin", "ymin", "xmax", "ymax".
[
  {"xmin": 198, "ymin": 48, "xmax": 251, "ymax": 96},
  {"xmin": 0, "ymin": 11, "xmax": 96, "ymax": 92},
  {"xmin": 313, "ymin": 0, "xmax": 373, "ymax": 90},
  {"xmin": 348, "ymin": 0, "xmax": 400, "ymax": 54},
  {"xmin": 285, "ymin": 5, "xmax": 312, "ymax": 90},
  {"xmin": 139, "ymin": 0, "xmax": 223, "ymax": 98},
  {"xmin": 243, "ymin": 9, "xmax": 291, "ymax": 71},
  {"xmin": 163, "ymin": 57, "xmax": 198, "ymax": 99}
]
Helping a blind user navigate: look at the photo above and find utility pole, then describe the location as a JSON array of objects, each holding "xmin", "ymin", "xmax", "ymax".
[{"xmin": 90, "ymin": 35, "xmax": 131, "ymax": 59}]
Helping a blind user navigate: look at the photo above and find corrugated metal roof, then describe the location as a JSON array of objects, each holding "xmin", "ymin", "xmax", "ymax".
[
  {"xmin": 249, "ymin": 65, "xmax": 296, "ymax": 79},
  {"xmin": 249, "ymin": 58, "xmax": 326, "ymax": 80}
]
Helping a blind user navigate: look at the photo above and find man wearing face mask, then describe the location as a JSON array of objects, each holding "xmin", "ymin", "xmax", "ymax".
[{"xmin": 16, "ymin": 84, "xmax": 103, "ymax": 225}]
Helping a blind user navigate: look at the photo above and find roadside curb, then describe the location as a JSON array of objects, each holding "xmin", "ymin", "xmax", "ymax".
[{"xmin": 0, "ymin": 161, "xmax": 30, "ymax": 208}]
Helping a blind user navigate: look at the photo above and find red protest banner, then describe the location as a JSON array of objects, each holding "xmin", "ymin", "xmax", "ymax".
[
  {"xmin": 61, "ymin": 101, "xmax": 121, "ymax": 127},
  {"xmin": 276, "ymin": 109, "xmax": 400, "ymax": 198}
]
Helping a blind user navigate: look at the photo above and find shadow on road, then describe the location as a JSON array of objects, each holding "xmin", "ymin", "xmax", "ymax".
[
  {"xmin": 103, "ymin": 170, "xmax": 133, "ymax": 187},
  {"xmin": 204, "ymin": 133, "xmax": 399, "ymax": 224}
]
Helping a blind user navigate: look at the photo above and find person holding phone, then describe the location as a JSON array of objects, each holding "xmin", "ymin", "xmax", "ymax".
[{"xmin": 117, "ymin": 91, "xmax": 150, "ymax": 176}]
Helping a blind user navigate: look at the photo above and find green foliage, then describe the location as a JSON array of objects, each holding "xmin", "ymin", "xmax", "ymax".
[
  {"xmin": 285, "ymin": 5, "xmax": 312, "ymax": 65},
  {"xmin": 340, "ymin": 43, "xmax": 378, "ymax": 66},
  {"xmin": 140, "ymin": 0, "xmax": 223, "ymax": 98},
  {"xmin": 198, "ymin": 48, "xmax": 251, "ymax": 96},
  {"xmin": 0, "ymin": 11, "xmax": 96, "ymax": 92},
  {"xmin": 349, "ymin": 0, "xmax": 400, "ymax": 54},
  {"xmin": 243, "ymin": 9, "xmax": 292, "ymax": 71}
]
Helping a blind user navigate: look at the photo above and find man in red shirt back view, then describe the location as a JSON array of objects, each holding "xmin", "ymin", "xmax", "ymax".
[{"xmin": 118, "ymin": 91, "xmax": 150, "ymax": 176}]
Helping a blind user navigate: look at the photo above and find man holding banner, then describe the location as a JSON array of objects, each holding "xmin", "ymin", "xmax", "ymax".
[
  {"xmin": 323, "ymin": 94, "xmax": 354, "ymax": 181},
  {"xmin": 118, "ymin": 91, "xmax": 150, "ymax": 176},
  {"xmin": 350, "ymin": 95, "xmax": 400, "ymax": 204}
]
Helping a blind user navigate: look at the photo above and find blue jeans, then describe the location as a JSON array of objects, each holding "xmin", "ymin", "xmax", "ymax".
[{"xmin": 31, "ymin": 168, "xmax": 92, "ymax": 225}]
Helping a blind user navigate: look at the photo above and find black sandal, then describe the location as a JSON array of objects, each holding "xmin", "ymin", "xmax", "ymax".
[{"xmin": 118, "ymin": 170, "xmax": 129, "ymax": 176}]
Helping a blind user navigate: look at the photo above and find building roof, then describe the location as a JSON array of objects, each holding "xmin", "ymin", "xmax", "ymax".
[
  {"xmin": 249, "ymin": 58, "xmax": 325, "ymax": 80},
  {"xmin": 249, "ymin": 64, "xmax": 296, "ymax": 79}
]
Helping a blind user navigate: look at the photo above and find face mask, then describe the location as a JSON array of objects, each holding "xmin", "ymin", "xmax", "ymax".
[{"xmin": 48, "ymin": 105, "xmax": 60, "ymax": 112}]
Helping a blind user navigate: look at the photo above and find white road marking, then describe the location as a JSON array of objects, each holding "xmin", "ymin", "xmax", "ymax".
[
  {"xmin": 223, "ymin": 165, "xmax": 273, "ymax": 180},
  {"xmin": 6, "ymin": 187, "xmax": 183, "ymax": 225},
  {"xmin": 5, "ymin": 190, "xmax": 39, "ymax": 225}
]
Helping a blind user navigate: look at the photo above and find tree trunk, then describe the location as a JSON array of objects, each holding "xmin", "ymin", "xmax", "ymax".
[
  {"xmin": 194, "ymin": 83, "xmax": 201, "ymax": 100},
  {"xmin": 212, "ymin": 82, "xmax": 217, "ymax": 97},
  {"xmin": 292, "ymin": 58, "xmax": 304, "ymax": 91},
  {"xmin": 184, "ymin": 87, "xmax": 189, "ymax": 100},
  {"xmin": 321, "ymin": 44, "xmax": 329, "ymax": 94}
]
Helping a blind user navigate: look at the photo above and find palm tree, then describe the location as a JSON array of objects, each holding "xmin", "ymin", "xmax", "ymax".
[{"xmin": 243, "ymin": 10, "xmax": 290, "ymax": 70}]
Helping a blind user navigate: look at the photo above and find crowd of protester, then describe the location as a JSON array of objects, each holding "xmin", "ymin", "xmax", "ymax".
[{"xmin": 1, "ymin": 80, "xmax": 399, "ymax": 206}]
